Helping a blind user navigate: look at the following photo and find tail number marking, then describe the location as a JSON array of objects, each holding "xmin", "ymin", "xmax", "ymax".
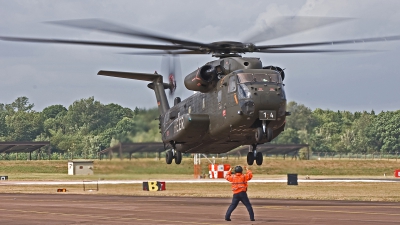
[{"xmin": 259, "ymin": 110, "xmax": 276, "ymax": 120}]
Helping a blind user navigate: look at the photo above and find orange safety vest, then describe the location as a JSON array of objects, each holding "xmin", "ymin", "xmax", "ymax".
[{"xmin": 225, "ymin": 170, "xmax": 253, "ymax": 194}]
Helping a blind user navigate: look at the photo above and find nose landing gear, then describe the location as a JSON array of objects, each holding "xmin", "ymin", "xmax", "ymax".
[
  {"xmin": 255, "ymin": 121, "xmax": 273, "ymax": 143},
  {"xmin": 247, "ymin": 144, "xmax": 264, "ymax": 166}
]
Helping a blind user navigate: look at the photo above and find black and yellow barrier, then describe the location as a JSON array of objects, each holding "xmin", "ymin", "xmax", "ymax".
[{"xmin": 142, "ymin": 181, "xmax": 166, "ymax": 191}]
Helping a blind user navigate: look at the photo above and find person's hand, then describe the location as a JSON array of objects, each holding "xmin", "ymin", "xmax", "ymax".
[{"xmin": 244, "ymin": 166, "xmax": 248, "ymax": 171}]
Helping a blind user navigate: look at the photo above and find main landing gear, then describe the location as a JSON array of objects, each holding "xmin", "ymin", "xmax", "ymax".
[
  {"xmin": 166, "ymin": 149, "xmax": 182, "ymax": 164},
  {"xmin": 247, "ymin": 144, "xmax": 263, "ymax": 166}
]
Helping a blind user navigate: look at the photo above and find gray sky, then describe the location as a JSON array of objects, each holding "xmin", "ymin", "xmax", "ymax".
[{"xmin": 0, "ymin": 0, "xmax": 399, "ymax": 112}]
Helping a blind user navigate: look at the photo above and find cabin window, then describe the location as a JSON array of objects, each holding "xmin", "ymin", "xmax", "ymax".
[
  {"xmin": 228, "ymin": 76, "xmax": 237, "ymax": 93},
  {"xmin": 202, "ymin": 98, "xmax": 205, "ymax": 109},
  {"xmin": 217, "ymin": 90, "xmax": 222, "ymax": 103},
  {"xmin": 238, "ymin": 84, "xmax": 252, "ymax": 99},
  {"xmin": 188, "ymin": 106, "xmax": 192, "ymax": 113},
  {"xmin": 169, "ymin": 111, "xmax": 178, "ymax": 119},
  {"xmin": 164, "ymin": 113, "xmax": 169, "ymax": 122}
]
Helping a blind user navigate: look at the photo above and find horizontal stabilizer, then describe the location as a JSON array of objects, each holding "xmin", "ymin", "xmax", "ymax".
[{"xmin": 97, "ymin": 70, "xmax": 163, "ymax": 82}]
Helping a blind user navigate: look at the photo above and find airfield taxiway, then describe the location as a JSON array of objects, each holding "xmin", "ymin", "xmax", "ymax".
[{"xmin": 1, "ymin": 193, "xmax": 400, "ymax": 225}]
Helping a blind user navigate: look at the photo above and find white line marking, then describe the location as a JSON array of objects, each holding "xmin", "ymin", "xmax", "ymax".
[{"xmin": 1, "ymin": 179, "xmax": 398, "ymax": 185}]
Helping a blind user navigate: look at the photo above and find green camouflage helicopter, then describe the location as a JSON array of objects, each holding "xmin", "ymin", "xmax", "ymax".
[{"xmin": 2, "ymin": 18, "xmax": 400, "ymax": 165}]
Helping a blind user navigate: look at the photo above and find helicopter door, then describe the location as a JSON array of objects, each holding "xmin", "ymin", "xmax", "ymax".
[{"xmin": 226, "ymin": 75, "xmax": 238, "ymax": 108}]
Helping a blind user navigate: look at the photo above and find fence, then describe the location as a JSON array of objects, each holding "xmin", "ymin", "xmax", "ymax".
[
  {"xmin": 0, "ymin": 151, "xmax": 169, "ymax": 160},
  {"xmin": 311, "ymin": 152, "xmax": 400, "ymax": 161},
  {"xmin": 1, "ymin": 151, "xmax": 399, "ymax": 161}
]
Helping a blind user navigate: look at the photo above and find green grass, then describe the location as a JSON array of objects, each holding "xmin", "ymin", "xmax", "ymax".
[
  {"xmin": 2, "ymin": 158, "xmax": 400, "ymax": 201},
  {"xmin": 1, "ymin": 157, "xmax": 400, "ymax": 180}
]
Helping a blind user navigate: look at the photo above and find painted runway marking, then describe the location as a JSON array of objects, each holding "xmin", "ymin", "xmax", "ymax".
[
  {"xmin": 260, "ymin": 206, "xmax": 400, "ymax": 217},
  {"xmin": 0, "ymin": 208, "xmax": 220, "ymax": 225}
]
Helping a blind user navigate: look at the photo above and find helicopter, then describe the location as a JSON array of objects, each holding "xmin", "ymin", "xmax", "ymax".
[{"xmin": 1, "ymin": 18, "xmax": 400, "ymax": 166}]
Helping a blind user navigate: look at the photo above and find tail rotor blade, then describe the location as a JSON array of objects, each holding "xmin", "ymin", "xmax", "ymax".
[{"xmin": 168, "ymin": 55, "xmax": 177, "ymax": 97}]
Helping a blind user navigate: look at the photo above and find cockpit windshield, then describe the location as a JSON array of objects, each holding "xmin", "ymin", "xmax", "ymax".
[{"xmin": 237, "ymin": 73, "xmax": 282, "ymax": 84}]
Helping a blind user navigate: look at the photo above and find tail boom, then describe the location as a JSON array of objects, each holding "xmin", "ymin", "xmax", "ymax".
[{"xmin": 97, "ymin": 70, "xmax": 170, "ymax": 114}]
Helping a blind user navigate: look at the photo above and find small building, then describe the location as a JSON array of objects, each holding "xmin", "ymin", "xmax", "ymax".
[{"xmin": 68, "ymin": 160, "xmax": 94, "ymax": 175}]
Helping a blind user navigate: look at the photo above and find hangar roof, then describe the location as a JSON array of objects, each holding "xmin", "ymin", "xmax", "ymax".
[
  {"xmin": 229, "ymin": 144, "xmax": 309, "ymax": 156},
  {"xmin": 99, "ymin": 142, "xmax": 165, "ymax": 155},
  {"xmin": 99, "ymin": 142, "xmax": 308, "ymax": 156},
  {"xmin": 0, "ymin": 141, "xmax": 50, "ymax": 154}
]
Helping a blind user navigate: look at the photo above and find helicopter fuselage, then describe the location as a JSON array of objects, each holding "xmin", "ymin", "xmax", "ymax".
[{"xmin": 160, "ymin": 57, "xmax": 287, "ymax": 154}]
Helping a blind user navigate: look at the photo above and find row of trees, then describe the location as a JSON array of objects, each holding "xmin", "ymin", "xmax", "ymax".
[
  {"xmin": 0, "ymin": 97, "xmax": 160, "ymax": 158},
  {"xmin": 273, "ymin": 102, "xmax": 400, "ymax": 154},
  {"xmin": 1, "ymin": 97, "xmax": 399, "ymax": 155}
]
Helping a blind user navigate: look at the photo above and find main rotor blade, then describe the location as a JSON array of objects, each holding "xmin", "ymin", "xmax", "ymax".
[
  {"xmin": 257, "ymin": 49, "xmax": 371, "ymax": 53},
  {"xmin": 0, "ymin": 36, "xmax": 198, "ymax": 51},
  {"xmin": 244, "ymin": 16, "xmax": 353, "ymax": 44},
  {"xmin": 121, "ymin": 50, "xmax": 207, "ymax": 55},
  {"xmin": 256, "ymin": 35, "xmax": 400, "ymax": 49},
  {"xmin": 47, "ymin": 19, "xmax": 211, "ymax": 48}
]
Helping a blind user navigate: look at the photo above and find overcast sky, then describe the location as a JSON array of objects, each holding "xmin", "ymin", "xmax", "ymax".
[{"xmin": 0, "ymin": 0, "xmax": 399, "ymax": 112}]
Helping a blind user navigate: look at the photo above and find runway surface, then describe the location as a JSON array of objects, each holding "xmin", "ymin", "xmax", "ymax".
[
  {"xmin": 1, "ymin": 193, "xmax": 400, "ymax": 225},
  {"xmin": 2, "ymin": 178, "xmax": 399, "ymax": 185}
]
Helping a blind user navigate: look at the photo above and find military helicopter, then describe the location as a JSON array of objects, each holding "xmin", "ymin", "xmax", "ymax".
[{"xmin": 1, "ymin": 18, "xmax": 400, "ymax": 165}]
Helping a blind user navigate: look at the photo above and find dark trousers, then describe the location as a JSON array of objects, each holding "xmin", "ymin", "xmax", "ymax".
[{"xmin": 225, "ymin": 191, "xmax": 254, "ymax": 220}]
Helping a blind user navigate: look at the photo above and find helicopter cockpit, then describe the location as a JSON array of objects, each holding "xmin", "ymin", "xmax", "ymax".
[
  {"xmin": 236, "ymin": 72, "xmax": 283, "ymax": 99},
  {"xmin": 234, "ymin": 72, "xmax": 284, "ymax": 116}
]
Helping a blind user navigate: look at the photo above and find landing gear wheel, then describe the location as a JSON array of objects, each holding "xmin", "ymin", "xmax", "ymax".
[
  {"xmin": 265, "ymin": 127, "xmax": 273, "ymax": 142},
  {"xmin": 247, "ymin": 152, "xmax": 254, "ymax": 165},
  {"xmin": 174, "ymin": 151, "xmax": 182, "ymax": 164},
  {"xmin": 255, "ymin": 127, "xmax": 264, "ymax": 142},
  {"xmin": 165, "ymin": 150, "xmax": 173, "ymax": 164},
  {"xmin": 255, "ymin": 152, "xmax": 263, "ymax": 166}
]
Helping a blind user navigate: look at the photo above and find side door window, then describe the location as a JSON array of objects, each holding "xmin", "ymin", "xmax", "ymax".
[{"xmin": 228, "ymin": 75, "xmax": 237, "ymax": 93}]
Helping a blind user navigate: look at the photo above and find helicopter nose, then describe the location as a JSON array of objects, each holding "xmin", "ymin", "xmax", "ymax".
[
  {"xmin": 240, "ymin": 100, "xmax": 255, "ymax": 116},
  {"xmin": 254, "ymin": 84, "xmax": 283, "ymax": 110}
]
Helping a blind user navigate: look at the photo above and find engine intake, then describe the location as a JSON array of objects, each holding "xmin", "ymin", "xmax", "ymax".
[
  {"xmin": 184, "ymin": 65, "xmax": 216, "ymax": 92},
  {"xmin": 263, "ymin": 65, "xmax": 285, "ymax": 81}
]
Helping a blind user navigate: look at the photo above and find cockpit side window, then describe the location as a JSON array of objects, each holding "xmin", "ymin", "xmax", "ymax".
[
  {"xmin": 228, "ymin": 75, "xmax": 237, "ymax": 93},
  {"xmin": 254, "ymin": 73, "xmax": 281, "ymax": 83},
  {"xmin": 237, "ymin": 73, "xmax": 253, "ymax": 83},
  {"xmin": 237, "ymin": 73, "xmax": 282, "ymax": 84}
]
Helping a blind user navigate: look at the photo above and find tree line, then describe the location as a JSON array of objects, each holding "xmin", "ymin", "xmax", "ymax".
[
  {"xmin": 0, "ymin": 96, "xmax": 160, "ymax": 158},
  {"xmin": 1, "ymin": 97, "xmax": 399, "ymax": 156},
  {"xmin": 273, "ymin": 102, "xmax": 400, "ymax": 154}
]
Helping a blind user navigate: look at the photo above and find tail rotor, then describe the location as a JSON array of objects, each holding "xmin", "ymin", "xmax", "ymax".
[{"xmin": 162, "ymin": 54, "xmax": 180, "ymax": 98}]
